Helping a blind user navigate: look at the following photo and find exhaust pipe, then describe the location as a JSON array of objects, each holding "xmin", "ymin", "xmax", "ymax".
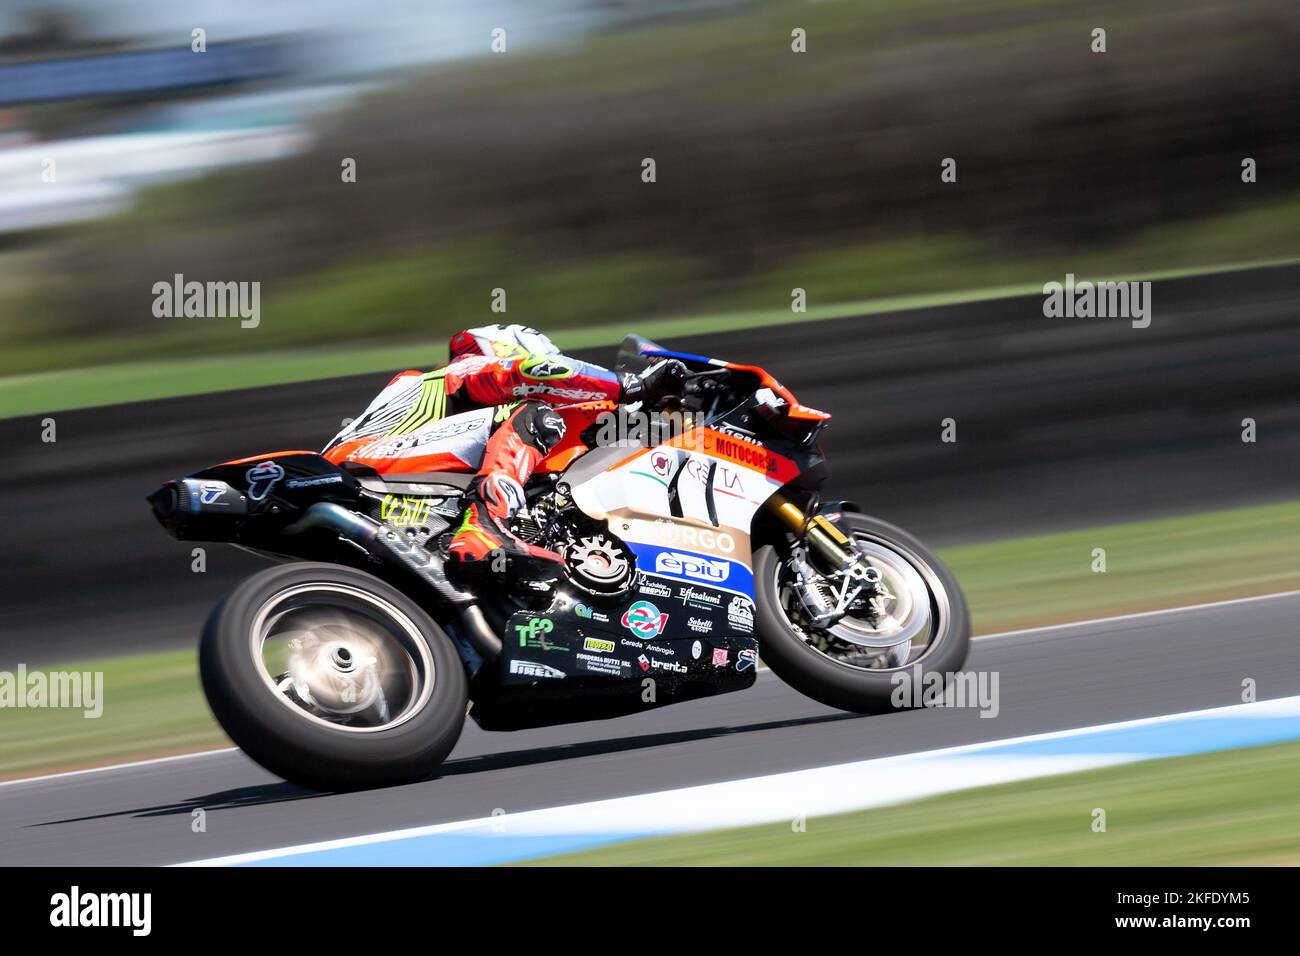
[{"xmin": 286, "ymin": 502, "xmax": 502, "ymax": 660}]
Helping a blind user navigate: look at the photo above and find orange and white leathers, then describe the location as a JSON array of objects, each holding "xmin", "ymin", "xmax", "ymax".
[
  {"xmin": 323, "ymin": 353, "xmax": 624, "ymax": 476},
  {"xmin": 323, "ymin": 352, "xmax": 626, "ymax": 575}
]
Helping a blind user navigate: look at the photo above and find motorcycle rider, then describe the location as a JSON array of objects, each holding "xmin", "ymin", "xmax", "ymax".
[{"xmin": 328, "ymin": 324, "xmax": 686, "ymax": 589}]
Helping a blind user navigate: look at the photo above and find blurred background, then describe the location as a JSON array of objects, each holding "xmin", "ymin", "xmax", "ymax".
[
  {"xmin": 1, "ymin": 0, "xmax": 1297, "ymax": 375},
  {"xmin": 1, "ymin": 0, "xmax": 1299, "ymax": 800}
]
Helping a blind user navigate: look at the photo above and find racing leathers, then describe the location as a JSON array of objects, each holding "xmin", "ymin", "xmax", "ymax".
[
  {"xmin": 324, "ymin": 350, "xmax": 684, "ymax": 587},
  {"xmin": 443, "ymin": 353, "xmax": 625, "ymax": 584}
]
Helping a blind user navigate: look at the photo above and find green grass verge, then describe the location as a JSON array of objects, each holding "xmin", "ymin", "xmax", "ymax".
[
  {"xmin": 521, "ymin": 738, "xmax": 1300, "ymax": 866},
  {"xmin": 3, "ymin": 498, "xmax": 1298, "ymax": 780},
  {"xmin": 943, "ymin": 497, "xmax": 1300, "ymax": 634},
  {"xmin": 0, "ymin": 649, "xmax": 225, "ymax": 780},
  {"xmin": 2, "ymin": 253, "xmax": 1295, "ymax": 421}
]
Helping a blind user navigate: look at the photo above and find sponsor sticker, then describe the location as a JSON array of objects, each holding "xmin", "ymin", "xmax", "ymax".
[
  {"xmin": 357, "ymin": 412, "xmax": 488, "ymax": 459},
  {"xmin": 510, "ymin": 660, "xmax": 565, "ymax": 679},
  {"xmin": 649, "ymin": 658, "xmax": 688, "ymax": 674},
  {"xmin": 583, "ymin": 636, "xmax": 616, "ymax": 654},
  {"xmin": 630, "ymin": 544, "xmax": 755, "ymax": 598},
  {"xmin": 648, "ymin": 523, "xmax": 736, "ymax": 555},
  {"xmin": 649, "ymin": 450, "xmax": 675, "ymax": 478},
  {"xmin": 655, "ymin": 550, "xmax": 731, "ymax": 585},
  {"xmin": 681, "ymin": 460, "xmax": 753, "ymax": 503},
  {"xmin": 513, "ymin": 383, "xmax": 607, "ymax": 401},
  {"xmin": 621, "ymin": 600, "xmax": 668, "ymax": 639},
  {"xmin": 687, "ymin": 617, "xmax": 713, "ymax": 634},
  {"xmin": 576, "ymin": 653, "xmax": 627, "ymax": 676},
  {"xmin": 637, "ymin": 575, "xmax": 673, "ymax": 599},
  {"xmin": 574, "ymin": 603, "xmax": 610, "ymax": 623},
  {"xmin": 727, "ymin": 595, "xmax": 755, "ymax": 633},
  {"xmin": 245, "ymin": 461, "xmax": 285, "ymax": 501},
  {"xmin": 380, "ymin": 494, "xmax": 441, "ymax": 527},
  {"xmin": 712, "ymin": 648, "xmax": 730, "ymax": 667},
  {"xmin": 678, "ymin": 586, "xmax": 723, "ymax": 608},
  {"xmin": 199, "ymin": 481, "xmax": 228, "ymax": 505},
  {"xmin": 691, "ymin": 640, "xmax": 703, "ymax": 659},
  {"xmin": 515, "ymin": 617, "xmax": 566, "ymax": 650},
  {"xmin": 706, "ymin": 431, "xmax": 777, "ymax": 474},
  {"xmin": 736, "ymin": 648, "xmax": 758, "ymax": 673},
  {"xmin": 285, "ymin": 474, "xmax": 345, "ymax": 489}
]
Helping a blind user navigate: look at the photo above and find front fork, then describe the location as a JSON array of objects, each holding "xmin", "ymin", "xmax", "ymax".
[
  {"xmin": 766, "ymin": 494, "xmax": 880, "ymax": 628},
  {"xmin": 768, "ymin": 494, "xmax": 858, "ymax": 572}
]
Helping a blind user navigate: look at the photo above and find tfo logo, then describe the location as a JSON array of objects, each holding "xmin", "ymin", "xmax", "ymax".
[{"xmin": 515, "ymin": 617, "xmax": 556, "ymax": 647}]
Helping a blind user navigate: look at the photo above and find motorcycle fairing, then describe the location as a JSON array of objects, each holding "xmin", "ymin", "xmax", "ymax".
[
  {"xmin": 324, "ymin": 405, "xmax": 494, "ymax": 475},
  {"xmin": 567, "ymin": 425, "xmax": 800, "ymax": 606},
  {"xmin": 469, "ymin": 602, "xmax": 758, "ymax": 731}
]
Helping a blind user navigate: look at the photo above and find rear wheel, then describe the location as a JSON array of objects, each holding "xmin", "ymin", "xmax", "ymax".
[
  {"xmin": 200, "ymin": 562, "xmax": 467, "ymax": 791},
  {"xmin": 753, "ymin": 513, "xmax": 970, "ymax": 713}
]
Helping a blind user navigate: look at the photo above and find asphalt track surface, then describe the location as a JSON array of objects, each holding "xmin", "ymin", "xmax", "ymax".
[
  {"xmin": 3, "ymin": 262, "xmax": 1299, "ymax": 665},
  {"xmin": 3, "ymin": 592, "xmax": 1298, "ymax": 866}
]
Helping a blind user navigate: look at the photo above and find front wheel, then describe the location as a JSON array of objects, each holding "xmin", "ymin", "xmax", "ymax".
[
  {"xmin": 200, "ymin": 562, "xmax": 467, "ymax": 791},
  {"xmin": 753, "ymin": 512, "xmax": 970, "ymax": 713}
]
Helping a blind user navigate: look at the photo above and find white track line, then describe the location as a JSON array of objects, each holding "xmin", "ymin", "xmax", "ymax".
[
  {"xmin": 179, "ymin": 694, "xmax": 1300, "ymax": 866},
  {"xmin": 975, "ymin": 587, "xmax": 1300, "ymax": 643},
  {"xmin": 0, "ymin": 747, "xmax": 237, "ymax": 790},
  {"xmin": 5, "ymin": 587, "xmax": 1299, "ymax": 790}
]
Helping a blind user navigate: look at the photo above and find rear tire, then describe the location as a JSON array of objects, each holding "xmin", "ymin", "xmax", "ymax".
[
  {"xmin": 753, "ymin": 513, "xmax": 970, "ymax": 713},
  {"xmin": 200, "ymin": 562, "xmax": 467, "ymax": 791}
]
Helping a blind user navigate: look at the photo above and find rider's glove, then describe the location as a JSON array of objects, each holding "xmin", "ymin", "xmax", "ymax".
[{"xmin": 620, "ymin": 359, "xmax": 688, "ymax": 409}]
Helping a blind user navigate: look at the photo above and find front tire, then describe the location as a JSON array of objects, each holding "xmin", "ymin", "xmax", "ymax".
[
  {"xmin": 200, "ymin": 562, "xmax": 467, "ymax": 791},
  {"xmin": 754, "ymin": 513, "xmax": 970, "ymax": 713}
]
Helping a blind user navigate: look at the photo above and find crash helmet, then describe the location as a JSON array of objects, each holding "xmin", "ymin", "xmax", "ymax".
[{"xmin": 448, "ymin": 324, "xmax": 560, "ymax": 362}]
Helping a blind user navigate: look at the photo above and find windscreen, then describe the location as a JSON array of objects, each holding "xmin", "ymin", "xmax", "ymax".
[{"xmin": 614, "ymin": 333, "xmax": 664, "ymax": 374}]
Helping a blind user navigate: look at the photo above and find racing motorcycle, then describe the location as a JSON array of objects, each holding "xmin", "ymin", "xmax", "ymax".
[{"xmin": 149, "ymin": 334, "xmax": 970, "ymax": 790}]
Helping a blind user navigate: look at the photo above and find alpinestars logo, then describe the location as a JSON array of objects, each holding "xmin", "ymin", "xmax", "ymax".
[
  {"xmin": 520, "ymin": 357, "xmax": 573, "ymax": 380},
  {"xmin": 513, "ymin": 383, "xmax": 607, "ymax": 401}
]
